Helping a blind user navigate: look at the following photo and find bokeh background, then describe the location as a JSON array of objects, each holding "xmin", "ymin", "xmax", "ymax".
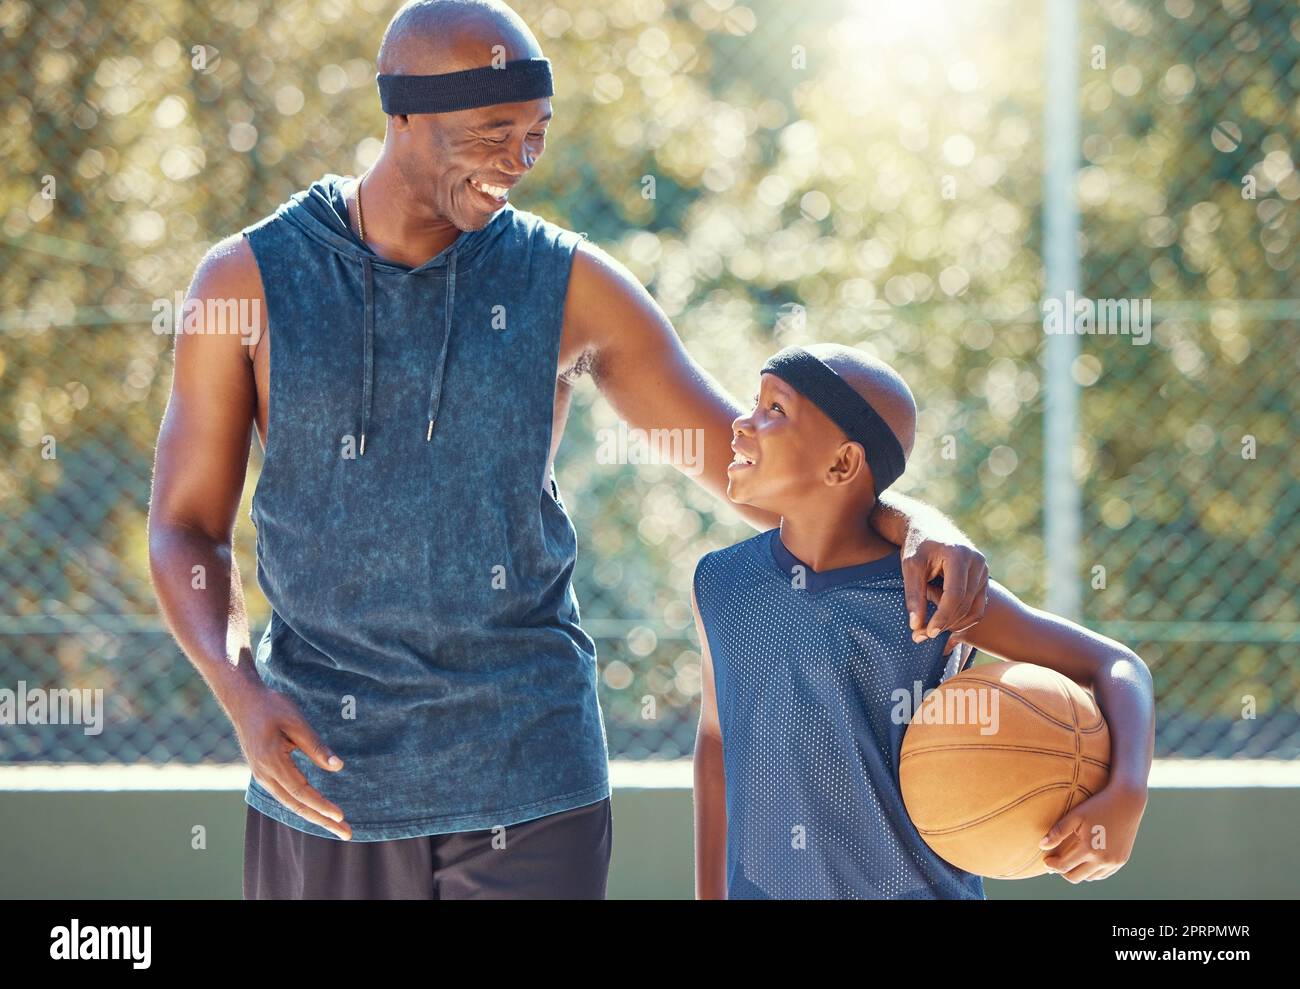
[{"xmin": 1, "ymin": 0, "xmax": 1297, "ymax": 778}]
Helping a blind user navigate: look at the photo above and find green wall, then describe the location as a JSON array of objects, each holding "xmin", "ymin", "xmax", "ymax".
[{"xmin": 1, "ymin": 783, "xmax": 1297, "ymax": 899}]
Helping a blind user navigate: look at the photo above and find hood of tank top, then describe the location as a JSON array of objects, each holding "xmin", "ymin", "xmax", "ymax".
[
  {"xmin": 274, "ymin": 172, "xmax": 515, "ymax": 453},
  {"xmin": 278, "ymin": 172, "xmax": 512, "ymax": 271}
]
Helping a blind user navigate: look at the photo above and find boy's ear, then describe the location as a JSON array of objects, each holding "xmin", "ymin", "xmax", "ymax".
[{"xmin": 826, "ymin": 440, "xmax": 870, "ymax": 487}]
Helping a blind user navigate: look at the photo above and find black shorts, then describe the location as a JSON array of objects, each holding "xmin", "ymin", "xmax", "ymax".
[{"xmin": 243, "ymin": 797, "xmax": 613, "ymax": 900}]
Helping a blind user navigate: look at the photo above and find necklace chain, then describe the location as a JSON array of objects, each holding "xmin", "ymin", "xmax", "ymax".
[{"xmin": 355, "ymin": 174, "xmax": 366, "ymax": 242}]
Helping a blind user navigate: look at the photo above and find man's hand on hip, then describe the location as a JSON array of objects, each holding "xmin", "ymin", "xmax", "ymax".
[{"xmin": 229, "ymin": 683, "xmax": 352, "ymax": 840}]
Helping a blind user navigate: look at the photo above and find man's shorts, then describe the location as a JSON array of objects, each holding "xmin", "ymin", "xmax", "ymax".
[{"xmin": 243, "ymin": 797, "xmax": 613, "ymax": 900}]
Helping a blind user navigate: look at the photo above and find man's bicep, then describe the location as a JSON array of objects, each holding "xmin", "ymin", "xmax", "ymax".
[
  {"xmin": 565, "ymin": 244, "xmax": 754, "ymax": 504},
  {"xmin": 150, "ymin": 240, "xmax": 261, "ymax": 541},
  {"xmin": 568, "ymin": 244, "xmax": 732, "ymax": 423}
]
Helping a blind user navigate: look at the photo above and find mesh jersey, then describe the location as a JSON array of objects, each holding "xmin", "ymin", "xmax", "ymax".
[{"xmin": 694, "ymin": 527, "xmax": 986, "ymax": 900}]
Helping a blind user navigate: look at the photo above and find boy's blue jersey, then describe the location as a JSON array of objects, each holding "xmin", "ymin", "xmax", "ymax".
[{"xmin": 694, "ymin": 527, "xmax": 986, "ymax": 900}]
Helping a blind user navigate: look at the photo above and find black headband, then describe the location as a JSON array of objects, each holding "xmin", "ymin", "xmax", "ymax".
[
  {"xmin": 377, "ymin": 57, "xmax": 553, "ymax": 115},
  {"xmin": 759, "ymin": 346, "xmax": 907, "ymax": 496}
]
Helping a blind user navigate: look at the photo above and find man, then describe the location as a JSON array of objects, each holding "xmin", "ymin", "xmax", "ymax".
[{"xmin": 147, "ymin": 0, "xmax": 990, "ymax": 900}]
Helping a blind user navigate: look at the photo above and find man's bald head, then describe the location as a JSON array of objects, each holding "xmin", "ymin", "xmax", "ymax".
[
  {"xmin": 368, "ymin": 1, "xmax": 552, "ymax": 232},
  {"xmin": 804, "ymin": 343, "xmax": 917, "ymax": 461},
  {"xmin": 378, "ymin": 0, "xmax": 542, "ymax": 76}
]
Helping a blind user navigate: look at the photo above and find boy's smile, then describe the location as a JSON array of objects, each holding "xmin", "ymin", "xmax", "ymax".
[
  {"xmin": 726, "ymin": 373, "xmax": 810, "ymax": 510},
  {"xmin": 728, "ymin": 438, "xmax": 757, "ymax": 470}
]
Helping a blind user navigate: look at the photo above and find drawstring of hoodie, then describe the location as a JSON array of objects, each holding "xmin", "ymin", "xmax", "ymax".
[
  {"xmin": 426, "ymin": 248, "xmax": 456, "ymax": 441},
  {"xmin": 356, "ymin": 245, "xmax": 458, "ymax": 455},
  {"xmin": 359, "ymin": 256, "xmax": 375, "ymax": 456}
]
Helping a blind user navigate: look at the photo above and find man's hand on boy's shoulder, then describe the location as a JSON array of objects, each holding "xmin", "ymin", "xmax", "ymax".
[{"xmin": 899, "ymin": 530, "xmax": 989, "ymax": 655}]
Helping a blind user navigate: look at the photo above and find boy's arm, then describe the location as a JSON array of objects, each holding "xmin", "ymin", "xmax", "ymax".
[
  {"xmin": 947, "ymin": 581, "xmax": 1154, "ymax": 883},
  {"xmin": 691, "ymin": 582, "xmax": 728, "ymax": 900}
]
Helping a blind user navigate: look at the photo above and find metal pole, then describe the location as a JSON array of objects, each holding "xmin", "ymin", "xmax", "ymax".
[{"xmin": 1043, "ymin": 0, "xmax": 1082, "ymax": 619}]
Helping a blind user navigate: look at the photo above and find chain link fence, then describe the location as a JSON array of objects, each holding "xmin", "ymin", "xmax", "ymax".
[{"xmin": 1, "ymin": 0, "xmax": 1296, "ymax": 765}]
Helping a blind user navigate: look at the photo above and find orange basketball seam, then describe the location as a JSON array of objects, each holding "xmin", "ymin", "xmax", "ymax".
[
  {"xmin": 900, "ymin": 743, "xmax": 1108, "ymax": 770},
  {"xmin": 934, "ymin": 673, "xmax": 1106, "ymax": 732},
  {"xmin": 913, "ymin": 778, "xmax": 1102, "ymax": 878},
  {"xmin": 912, "ymin": 781, "xmax": 1076, "ymax": 834},
  {"xmin": 1066, "ymin": 683, "xmax": 1084, "ymax": 823},
  {"xmin": 998, "ymin": 846, "xmax": 1047, "ymax": 879}
]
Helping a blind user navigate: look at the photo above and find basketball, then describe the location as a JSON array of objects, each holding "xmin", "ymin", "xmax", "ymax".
[{"xmin": 899, "ymin": 660, "xmax": 1111, "ymax": 879}]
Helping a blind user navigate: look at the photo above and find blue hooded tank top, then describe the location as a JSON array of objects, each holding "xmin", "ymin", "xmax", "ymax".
[
  {"xmin": 694, "ymin": 527, "xmax": 986, "ymax": 899},
  {"xmin": 240, "ymin": 174, "xmax": 609, "ymax": 840}
]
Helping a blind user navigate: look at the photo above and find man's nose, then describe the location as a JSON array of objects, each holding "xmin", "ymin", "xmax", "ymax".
[
  {"xmin": 500, "ymin": 138, "xmax": 537, "ymax": 175},
  {"xmin": 732, "ymin": 413, "xmax": 752, "ymax": 435}
]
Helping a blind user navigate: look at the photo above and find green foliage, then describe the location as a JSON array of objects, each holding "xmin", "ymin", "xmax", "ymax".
[{"xmin": 1, "ymin": 0, "xmax": 1296, "ymax": 761}]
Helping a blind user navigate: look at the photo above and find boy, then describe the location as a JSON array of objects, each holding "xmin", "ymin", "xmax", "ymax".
[{"xmin": 692, "ymin": 343, "xmax": 1154, "ymax": 899}]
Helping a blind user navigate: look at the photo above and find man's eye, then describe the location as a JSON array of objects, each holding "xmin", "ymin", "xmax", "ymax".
[
  {"xmin": 770, "ymin": 402, "xmax": 784, "ymax": 414},
  {"xmin": 483, "ymin": 133, "xmax": 545, "ymax": 145}
]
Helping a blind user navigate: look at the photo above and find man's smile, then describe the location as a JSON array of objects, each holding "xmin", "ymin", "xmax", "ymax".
[{"xmin": 469, "ymin": 177, "xmax": 511, "ymax": 202}]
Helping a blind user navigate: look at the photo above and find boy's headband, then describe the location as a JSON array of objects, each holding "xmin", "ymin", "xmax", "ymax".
[
  {"xmin": 377, "ymin": 57, "xmax": 554, "ymax": 115},
  {"xmin": 759, "ymin": 346, "xmax": 907, "ymax": 496}
]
